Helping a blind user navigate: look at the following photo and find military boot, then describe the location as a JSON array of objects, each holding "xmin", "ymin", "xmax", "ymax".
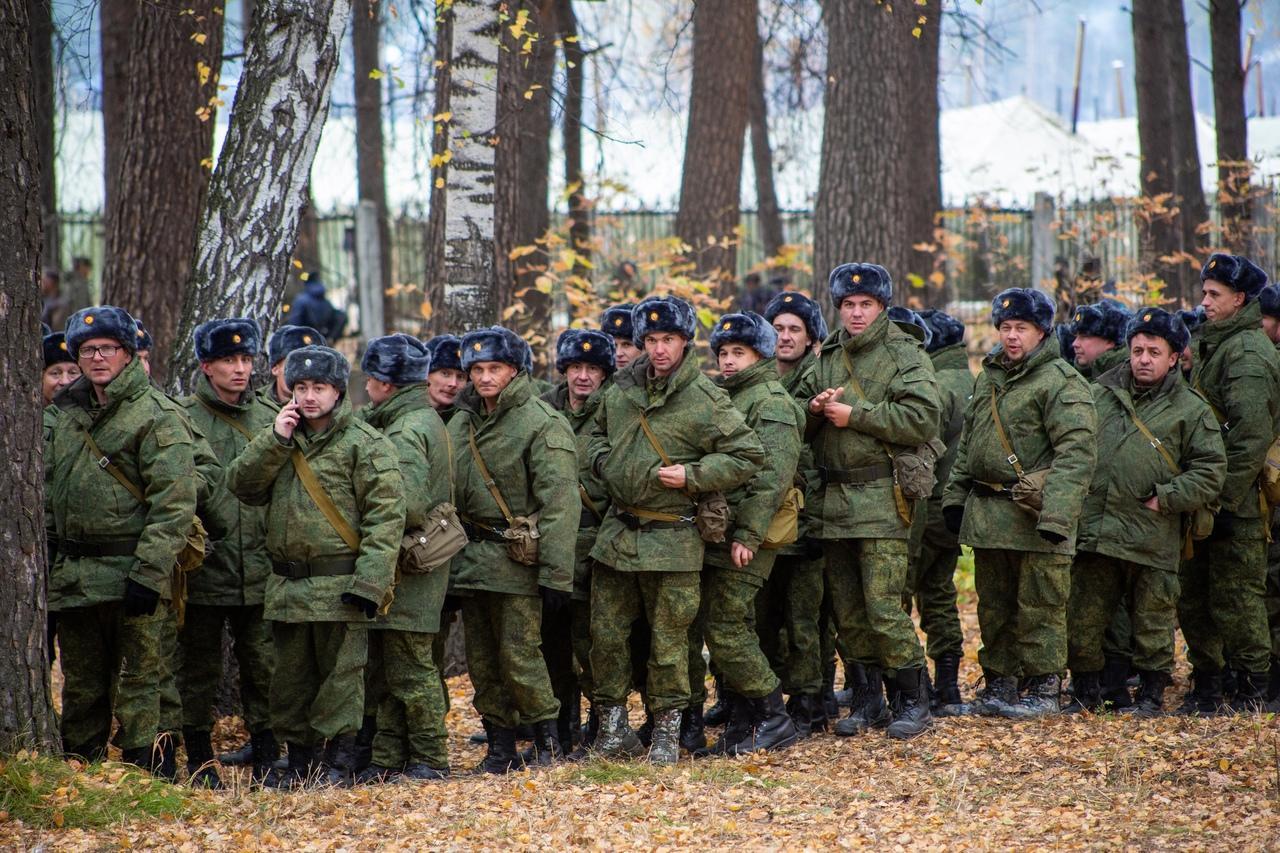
[
  {"xmin": 636, "ymin": 709, "xmax": 655, "ymax": 749},
  {"xmin": 249, "ymin": 730, "xmax": 281, "ymax": 783},
  {"xmin": 806, "ymin": 692, "xmax": 830, "ymax": 732},
  {"xmin": 150, "ymin": 735, "xmax": 178, "ymax": 782},
  {"xmin": 786, "ymin": 694, "xmax": 812, "ymax": 739},
  {"xmin": 1062, "ymin": 671, "xmax": 1103, "ymax": 714},
  {"xmin": 704, "ymin": 680, "xmax": 729, "ymax": 727},
  {"xmin": 260, "ymin": 742, "xmax": 315, "ymax": 790},
  {"xmin": 1268, "ymin": 658, "xmax": 1280, "ymax": 704},
  {"xmin": 704, "ymin": 692, "xmax": 752, "ymax": 755},
  {"xmin": 217, "ymin": 738, "xmax": 254, "ymax": 766},
  {"xmin": 1174, "ymin": 670, "xmax": 1225, "ymax": 716},
  {"xmin": 1221, "ymin": 669, "xmax": 1239, "ymax": 705},
  {"xmin": 120, "ymin": 746, "xmax": 153, "ymax": 773},
  {"xmin": 834, "ymin": 667, "xmax": 891, "ymax": 736},
  {"xmin": 1120, "ymin": 670, "xmax": 1170, "ymax": 718},
  {"xmin": 679, "ymin": 705, "xmax": 705, "ymax": 753},
  {"xmin": 353, "ymin": 714, "xmax": 377, "ymax": 773},
  {"xmin": 999, "ymin": 674, "xmax": 1061, "ymax": 719},
  {"xmin": 594, "ymin": 705, "xmax": 644, "ymax": 758},
  {"xmin": 734, "ymin": 687, "xmax": 800, "ymax": 754},
  {"xmin": 887, "ymin": 667, "xmax": 933, "ymax": 740},
  {"xmin": 648, "ymin": 709, "xmax": 682, "ymax": 765},
  {"xmin": 821, "ymin": 666, "xmax": 839, "ymax": 718},
  {"xmin": 354, "ymin": 763, "xmax": 401, "ymax": 785},
  {"xmin": 476, "ymin": 720, "xmax": 521, "ymax": 774},
  {"xmin": 1229, "ymin": 671, "xmax": 1270, "ymax": 713},
  {"xmin": 1099, "ymin": 656, "xmax": 1134, "ymax": 710},
  {"xmin": 400, "ymin": 762, "xmax": 449, "ymax": 781},
  {"xmin": 317, "ymin": 733, "xmax": 361, "ymax": 787},
  {"xmin": 566, "ymin": 704, "xmax": 599, "ymax": 762},
  {"xmin": 182, "ymin": 728, "xmax": 223, "ymax": 789},
  {"xmin": 932, "ymin": 653, "xmax": 967, "ymax": 716},
  {"xmin": 530, "ymin": 720, "xmax": 564, "ymax": 766},
  {"xmin": 971, "ymin": 673, "xmax": 1019, "ymax": 716}
]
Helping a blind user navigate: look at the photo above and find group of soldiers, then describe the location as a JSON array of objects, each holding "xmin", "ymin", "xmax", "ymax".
[{"xmin": 37, "ymin": 249, "xmax": 1280, "ymax": 789}]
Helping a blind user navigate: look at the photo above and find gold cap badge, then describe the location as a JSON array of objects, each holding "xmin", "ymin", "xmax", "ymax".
[
  {"xmin": 722, "ymin": 322, "xmax": 731, "ymax": 330},
  {"xmin": 1143, "ymin": 313, "xmax": 1152, "ymax": 321},
  {"xmin": 473, "ymin": 342, "xmax": 482, "ymax": 350},
  {"xmin": 649, "ymin": 311, "xmax": 659, "ymax": 321},
  {"xmin": 784, "ymin": 295, "xmax": 793, "ymax": 302},
  {"xmin": 852, "ymin": 274, "xmax": 861, "ymax": 283},
  {"xmin": 582, "ymin": 342, "xmax": 592, "ymax": 351},
  {"xmin": 1209, "ymin": 260, "xmax": 1217, "ymax": 269},
  {"xmin": 614, "ymin": 317, "xmax": 623, "ymax": 326},
  {"xmin": 84, "ymin": 315, "xmax": 94, "ymax": 324},
  {"xmin": 232, "ymin": 334, "xmax": 242, "ymax": 343},
  {"xmin": 1002, "ymin": 299, "xmax": 1011, "ymax": 308},
  {"xmin": 59, "ymin": 341, "xmax": 67, "ymax": 351},
  {"xmin": 302, "ymin": 335, "xmax": 312, "ymax": 344}
]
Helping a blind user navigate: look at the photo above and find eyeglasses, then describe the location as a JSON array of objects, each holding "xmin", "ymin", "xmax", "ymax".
[{"xmin": 78, "ymin": 345, "xmax": 122, "ymax": 360}]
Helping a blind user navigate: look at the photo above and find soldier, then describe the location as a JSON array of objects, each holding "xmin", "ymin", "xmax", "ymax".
[
  {"xmin": 601, "ymin": 304, "xmax": 642, "ymax": 370},
  {"xmin": 42, "ymin": 330, "xmax": 81, "ymax": 406},
  {"xmin": 174, "ymin": 319, "xmax": 278, "ymax": 787},
  {"xmin": 1070, "ymin": 300, "xmax": 1132, "ymax": 381},
  {"xmin": 943, "ymin": 287, "xmax": 1097, "ymax": 718},
  {"xmin": 908, "ymin": 308, "xmax": 973, "ymax": 716},
  {"xmin": 797, "ymin": 264, "xmax": 941, "ymax": 740},
  {"xmin": 134, "ymin": 322, "xmax": 154, "ymax": 376},
  {"xmin": 588, "ymin": 295, "xmax": 763, "ymax": 764},
  {"xmin": 424, "ymin": 334, "xmax": 466, "ymax": 422},
  {"xmin": 355, "ymin": 335, "xmax": 453, "ymax": 782},
  {"xmin": 1065, "ymin": 308, "xmax": 1226, "ymax": 716},
  {"xmin": 46, "ymin": 306, "xmax": 198, "ymax": 773},
  {"xmin": 226, "ymin": 345, "xmax": 404, "ymax": 788},
  {"xmin": 542, "ymin": 329, "xmax": 616, "ymax": 758},
  {"xmin": 255, "ymin": 325, "xmax": 327, "ymax": 413},
  {"xmin": 1261, "ymin": 285, "xmax": 1280, "ymax": 707},
  {"xmin": 1177, "ymin": 254, "xmax": 1280, "ymax": 713},
  {"xmin": 694, "ymin": 312, "xmax": 803, "ymax": 755},
  {"xmin": 448, "ymin": 327, "xmax": 580, "ymax": 772}
]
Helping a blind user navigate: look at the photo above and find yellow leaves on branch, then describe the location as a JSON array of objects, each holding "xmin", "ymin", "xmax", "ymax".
[{"xmin": 429, "ymin": 149, "xmax": 453, "ymax": 169}]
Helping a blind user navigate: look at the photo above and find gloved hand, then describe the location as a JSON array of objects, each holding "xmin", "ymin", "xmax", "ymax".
[
  {"xmin": 1208, "ymin": 510, "xmax": 1235, "ymax": 542},
  {"xmin": 123, "ymin": 578, "xmax": 160, "ymax": 617},
  {"xmin": 341, "ymin": 592, "xmax": 379, "ymax": 619},
  {"xmin": 539, "ymin": 586, "xmax": 571, "ymax": 615},
  {"xmin": 942, "ymin": 505, "xmax": 964, "ymax": 535},
  {"xmin": 1038, "ymin": 529, "xmax": 1068, "ymax": 545},
  {"xmin": 442, "ymin": 594, "xmax": 465, "ymax": 615}
]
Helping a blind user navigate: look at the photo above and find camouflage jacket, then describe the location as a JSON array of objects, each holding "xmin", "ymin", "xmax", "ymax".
[
  {"xmin": 795, "ymin": 312, "xmax": 942, "ymax": 541},
  {"xmin": 255, "ymin": 382, "xmax": 287, "ymax": 415},
  {"xmin": 909, "ymin": 343, "xmax": 975, "ymax": 556},
  {"xmin": 776, "ymin": 352, "xmax": 820, "ymax": 556},
  {"xmin": 226, "ymin": 398, "xmax": 404, "ymax": 623},
  {"xmin": 359, "ymin": 383, "xmax": 452, "ymax": 633},
  {"xmin": 45, "ymin": 358, "xmax": 198, "ymax": 608},
  {"xmin": 1190, "ymin": 299, "xmax": 1280, "ymax": 519},
  {"xmin": 1077, "ymin": 364, "xmax": 1226, "ymax": 570},
  {"xmin": 588, "ymin": 350, "xmax": 764, "ymax": 573},
  {"xmin": 448, "ymin": 374, "xmax": 580, "ymax": 595},
  {"xmin": 944, "ymin": 339, "xmax": 1097, "ymax": 554},
  {"xmin": 1076, "ymin": 345, "xmax": 1129, "ymax": 383}
]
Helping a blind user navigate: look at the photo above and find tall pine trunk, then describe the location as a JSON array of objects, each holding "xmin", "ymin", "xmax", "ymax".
[
  {"xmin": 1210, "ymin": 0, "xmax": 1250, "ymax": 254},
  {"xmin": 906, "ymin": 10, "xmax": 942, "ymax": 303},
  {"xmin": 100, "ymin": 0, "xmax": 134, "ymax": 236},
  {"xmin": 748, "ymin": 19, "xmax": 783, "ymax": 265},
  {"xmin": 28, "ymin": 0, "xmax": 57, "ymax": 271},
  {"xmin": 352, "ymin": 0, "xmax": 394, "ymax": 328}
]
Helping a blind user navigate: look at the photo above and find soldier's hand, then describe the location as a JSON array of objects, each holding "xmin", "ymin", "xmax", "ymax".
[
  {"xmin": 539, "ymin": 586, "xmax": 571, "ymax": 614},
  {"xmin": 730, "ymin": 542, "xmax": 754, "ymax": 568},
  {"xmin": 122, "ymin": 578, "xmax": 160, "ymax": 618},
  {"xmin": 1142, "ymin": 495, "xmax": 1160, "ymax": 512},
  {"xmin": 657, "ymin": 464, "xmax": 687, "ymax": 489},
  {"xmin": 809, "ymin": 387, "xmax": 841, "ymax": 414},
  {"xmin": 341, "ymin": 591, "xmax": 379, "ymax": 619},
  {"xmin": 274, "ymin": 398, "xmax": 301, "ymax": 442},
  {"xmin": 823, "ymin": 399, "xmax": 853, "ymax": 428}
]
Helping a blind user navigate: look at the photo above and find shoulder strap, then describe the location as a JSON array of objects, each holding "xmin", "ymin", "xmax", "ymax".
[
  {"xmin": 579, "ymin": 483, "xmax": 602, "ymax": 520},
  {"xmin": 197, "ymin": 396, "xmax": 255, "ymax": 440},
  {"xmin": 442, "ymin": 427, "xmax": 456, "ymax": 505},
  {"xmin": 988, "ymin": 386, "xmax": 1026, "ymax": 478},
  {"xmin": 1192, "ymin": 376, "xmax": 1227, "ymax": 424},
  {"xmin": 1128, "ymin": 410, "xmax": 1180, "ymax": 475},
  {"xmin": 289, "ymin": 449, "xmax": 361, "ymax": 551},
  {"xmin": 82, "ymin": 429, "xmax": 145, "ymax": 503},
  {"xmin": 637, "ymin": 411, "xmax": 674, "ymax": 467},
  {"xmin": 467, "ymin": 423, "xmax": 516, "ymax": 524},
  {"xmin": 840, "ymin": 347, "xmax": 898, "ymax": 463}
]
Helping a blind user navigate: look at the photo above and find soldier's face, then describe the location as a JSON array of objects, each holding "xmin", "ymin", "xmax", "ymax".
[
  {"xmin": 1071, "ymin": 334, "xmax": 1114, "ymax": 367},
  {"xmin": 470, "ymin": 361, "xmax": 518, "ymax": 402},
  {"xmin": 271, "ymin": 361, "xmax": 290, "ymax": 401},
  {"xmin": 427, "ymin": 367, "xmax": 465, "ymax": 409},
  {"xmin": 76, "ymin": 336, "xmax": 133, "ymax": 387},
  {"xmin": 292, "ymin": 380, "xmax": 341, "ymax": 420},
  {"xmin": 613, "ymin": 338, "xmax": 641, "ymax": 369},
  {"xmin": 1201, "ymin": 280, "xmax": 1245, "ymax": 322},
  {"xmin": 42, "ymin": 362, "xmax": 81, "ymax": 405},
  {"xmin": 997, "ymin": 320, "xmax": 1045, "ymax": 362},
  {"xmin": 566, "ymin": 362, "xmax": 605, "ymax": 403},
  {"xmin": 717, "ymin": 343, "xmax": 761, "ymax": 377},
  {"xmin": 1263, "ymin": 316, "xmax": 1280, "ymax": 344},
  {"xmin": 201, "ymin": 353, "xmax": 255, "ymax": 397},
  {"xmin": 643, "ymin": 333, "xmax": 686, "ymax": 376},
  {"xmin": 771, "ymin": 313, "xmax": 811, "ymax": 363},
  {"xmin": 1129, "ymin": 333, "xmax": 1177, "ymax": 386},
  {"xmin": 839, "ymin": 295, "xmax": 883, "ymax": 336},
  {"xmin": 137, "ymin": 350, "xmax": 152, "ymax": 377},
  {"xmin": 365, "ymin": 377, "xmax": 396, "ymax": 405}
]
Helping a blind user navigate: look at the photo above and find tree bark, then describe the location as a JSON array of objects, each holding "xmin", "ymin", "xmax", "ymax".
[
  {"xmin": 1210, "ymin": 0, "xmax": 1250, "ymax": 254},
  {"xmin": 559, "ymin": 0, "xmax": 591, "ymax": 278},
  {"xmin": 352, "ymin": 0, "xmax": 394, "ymax": 328},
  {"xmin": 100, "ymin": 0, "xmax": 135, "ymax": 236},
  {"xmin": 1167, "ymin": 0, "xmax": 1208, "ymax": 292},
  {"xmin": 421, "ymin": 3, "xmax": 453, "ymax": 337},
  {"xmin": 748, "ymin": 19, "xmax": 783, "ymax": 265},
  {"xmin": 101, "ymin": 0, "xmax": 224, "ymax": 385},
  {"xmin": 0, "ymin": 0, "xmax": 60, "ymax": 754},
  {"xmin": 906, "ymin": 8, "xmax": 942, "ymax": 304},
  {"xmin": 167, "ymin": 0, "xmax": 353, "ymax": 393},
  {"xmin": 28, "ymin": 0, "xmax": 57, "ymax": 271},
  {"xmin": 675, "ymin": 0, "xmax": 754, "ymax": 299}
]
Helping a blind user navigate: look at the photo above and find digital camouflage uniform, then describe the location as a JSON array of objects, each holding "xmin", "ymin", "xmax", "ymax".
[{"xmin": 46, "ymin": 358, "xmax": 198, "ymax": 756}]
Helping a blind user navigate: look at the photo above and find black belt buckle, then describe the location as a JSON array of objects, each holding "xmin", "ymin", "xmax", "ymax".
[{"xmin": 276, "ymin": 560, "xmax": 305, "ymax": 579}]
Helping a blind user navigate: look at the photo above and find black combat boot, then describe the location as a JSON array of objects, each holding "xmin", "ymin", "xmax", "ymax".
[
  {"xmin": 151, "ymin": 735, "xmax": 178, "ymax": 782},
  {"xmin": 1121, "ymin": 670, "xmax": 1170, "ymax": 718},
  {"xmin": 260, "ymin": 742, "xmax": 314, "ymax": 790},
  {"xmin": 649, "ymin": 709, "xmax": 682, "ymax": 765},
  {"xmin": 999, "ymin": 674, "xmax": 1061, "ymax": 719},
  {"xmin": 704, "ymin": 680, "xmax": 729, "ymax": 727},
  {"xmin": 249, "ymin": 730, "xmax": 281, "ymax": 783},
  {"xmin": 1099, "ymin": 656, "xmax": 1134, "ymax": 710},
  {"xmin": 636, "ymin": 709, "xmax": 655, "ymax": 749},
  {"xmin": 806, "ymin": 692, "xmax": 829, "ymax": 732},
  {"xmin": 1229, "ymin": 671, "xmax": 1269, "ymax": 713},
  {"xmin": 1269, "ymin": 658, "xmax": 1280, "ymax": 704},
  {"xmin": 821, "ymin": 661, "xmax": 839, "ymax": 718},
  {"xmin": 704, "ymin": 692, "xmax": 752, "ymax": 755},
  {"xmin": 530, "ymin": 719, "xmax": 564, "ymax": 767},
  {"xmin": 1221, "ymin": 669, "xmax": 1239, "ymax": 705},
  {"xmin": 182, "ymin": 728, "xmax": 223, "ymax": 789},
  {"xmin": 679, "ymin": 705, "xmax": 705, "ymax": 753},
  {"xmin": 734, "ymin": 687, "xmax": 799, "ymax": 754},
  {"xmin": 1062, "ymin": 671, "xmax": 1103, "ymax": 714},
  {"xmin": 558, "ymin": 698, "xmax": 581, "ymax": 755},
  {"xmin": 834, "ymin": 666, "xmax": 890, "ymax": 736},
  {"xmin": 932, "ymin": 653, "xmax": 967, "ymax": 716},
  {"xmin": 400, "ymin": 762, "xmax": 449, "ymax": 781},
  {"xmin": 594, "ymin": 704, "xmax": 644, "ymax": 758},
  {"xmin": 971, "ymin": 672, "xmax": 1018, "ymax": 717},
  {"xmin": 786, "ymin": 694, "xmax": 812, "ymax": 739},
  {"xmin": 120, "ymin": 746, "xmax": 152, "ymax": 773},
  {"xmin": 567, "ymin": 704, "xmax": 599, "ymax": 762},
  {"xmin": 886, "ymin": 667, "xmax": 933, "ymax": 740},
  {"xmin": 354, "ymin": 763, "xmax": 401, "ymax": 785},
  {"xmin": 317, "ymin": 733, "xmax": 361, "ymax": 787},
  {"xmin": 1174, "ymin": 670, "xmax": 1225, "ymax": 716},
  {"xmin": 217, "ymin": 738, "xmax": 254, "ymax": 766},
  {"xmin": 352, "ymin": 714, "xmax": 377, "ymax": 773},
  {"xmin": 476, "ymin": 719, "xmax": 521, "ymax": 774}
]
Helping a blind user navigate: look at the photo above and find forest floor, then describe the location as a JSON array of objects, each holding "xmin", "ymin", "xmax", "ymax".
[{"xmin": 6, "ymin": 584, "xmax": 1280, "ymax": 851}]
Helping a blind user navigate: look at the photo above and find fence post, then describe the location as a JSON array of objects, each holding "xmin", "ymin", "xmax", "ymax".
[
  {"xmin": 356, "ymin": 199, "xmax": 385, "ymax": 340},
  {"xmin": 1030, "ymin": 192, "xmax": 1055, "ymax": 293}
]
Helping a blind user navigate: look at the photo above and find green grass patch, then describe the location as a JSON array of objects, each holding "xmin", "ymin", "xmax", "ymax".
[
  {"xmin": 562, "ymin": 759, "xmax": 659, "ymax": 785},
  {"xmin": 955, "ymin": 547, "xmax": 975, "ymax": 595},
  {"xmin": 0, "ymin": 751, "xmax": 198, "ymax": 829},
  {"xmin": 686, "ymin": 762, "xmax": 788, "ymax": 788}
]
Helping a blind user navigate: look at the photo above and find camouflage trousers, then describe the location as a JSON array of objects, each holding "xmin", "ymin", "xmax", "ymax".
[
  {"xmin": 366, "ymin": 629, "xmax": 449, "ymax": 769},
  {"xmin": 570, "ymin": 598, "xmax": 594, "ymax": 700},
  {"xmin": 158, "ymin": 609, "xmax": 182, "ymax": 734},
  {"xmin": 270, "ymin": 621, "xmax": 368, "ymax": 746},
  {"xmin": 823, "ymin": 538, "xmax": 925, "ymax": 671},
  {"xmin": 591, "ymin": 564, "xmax": 700, "ymax": 713},
  {"xmin": 820, "ymin": 582, "xmax": 857, "ymax": 690},
  {"xmin": 177, "ymin": 603, "xmax": 274, "ymax": 732},
  {"xmin": 1179, "ymin": 517, "xmax": 1271, "ymax": 674},
  {"xmin": 58, "ymin": 603, "xmax": 166, "ymax": 754},
  {"xmin": 432, "ymin": 609, "xmax": 458, "ymax": 714},
  {"xmin": 974, "ymin": 549, "xmax": 1071, "ymax": 678},
  {"xmin": 462, "ymin": 591, "xmax": 558, "ymax": 730},
  {"xmin": 1067, "ymin": 552, "xmax": 1179, "ymax": 674},
  {"xmin": 905, "ymin": 527, "xmax": 964, "ymax": 661},
  {"xmin": 698, "ymin": 564, "xmax": 778, "ymax": 699},
  {"xmin": 757, "ymin": 553, "xmax": 825, "ymax": 695},
  {"xmin": 540, "ymin": 600, "xmax": 580, "ymax": 738}
]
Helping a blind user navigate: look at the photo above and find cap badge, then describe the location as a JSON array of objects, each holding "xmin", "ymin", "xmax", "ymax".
[
  {"xmin": 649, "ymin": 311, "xmax": 659, "ymax": 321},
  {"xmin": 304, "ymin": 358, "xmax": 313, "ymax": 367},
  {"xmin": 84, "ymin": 315, "xmax": 94, "ymax": 324},
  {"xmin": 614, "ymin": 317, "xmax": 623, "ymax": 327},
  {"xmin": 1143, "ymin": 313, "xmax": 1152, "ymax": 322},
  {"xmin": 232, "ymin": 334, "xmax": 242, "ymax": 343},
  {"xmin": 582, "ymin": 342, "xmax": 592, "ymax": 351},
  {"xmin": 852, "ymin": 274, "xmax": 861, "ymax": 283},
  {"xmin": 722, "ymin": 322, "xmax": 731, "ymax": 330},
  {"xmin": 1002, "ymin": 299, "xmax": 1010, "ymax": 308},
  {"xmin": 473, "ymin": 342, "xmax": 482, "ymax": 350},
  {"xmin": 302, "ymin": 335, "xmax": 312, "ymax": 344},
  {"xmin": 784, "ymin": 295, "xmax": 793, "ymax": 302}
]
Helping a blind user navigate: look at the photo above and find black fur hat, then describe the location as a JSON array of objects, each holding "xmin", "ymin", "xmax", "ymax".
[
  {"xmin": 461, "ymin": 326, "xmax": 526, "ymax": 371},
  {"xmin": 829, "ymin": 262, "xmax": 893, "ymax": 307},
  {"xmin": 284, "ymin": 344, "xmax": 350, "ymax": 391},
  {"xmin": 1127, "ymin": 307, "xmax": 1191, "ymax": 354},
  {"xmin": 194, "ymin": 317, "xmax": 261, "ymax": 362},
  {"xmin": 710, "ymin": 312, "xmax": 778, "ymax": 358},
  {"xmin": 991, "ymin": 288, "xmax": 1054, "ymax": 333},
  {"xmin": 424, "ymin": 334, "xmax": 464, "ymax": 373},
  {"xmin": 43, "ymin": 332, "xmax": 74, "ymax": 368},
  {"xmin": 1202, "ymin": 253, "xmax": 1268, "ymax": 301},
  {"xmin": 887, "ymin": 306, "xmax": 932, "ymax": 348},
  {"xmin": 601, "ymin": 304, "xmax": 637, "ymax": 342},
  {"xmin": 134, "ymin": 322, "xmax": 153, "ymax": 353},
  {"xmin": 362, "ymin": 333, "xmax": 431, "ymax": 385},
  {"xmin": 1069, "ymin": 301, "xmax": 1131, "ymax": 346},
  {"xmin": 763, "ymin": 291, "xmax": 827, "ymax": 344},
  {"xmin": 918, "ymin": 308, "xmax": 965, "ymax": 353},
  {"xmin": 1055, "ymin": 323, "xmax": 1076, "ymax": 363},
  {"xmin": 65, "ymin": 306, "xmax": 139, "ymax": 358},
  {"xmin": 1259, "ymin": 284, "xmax": 1280, "ymax": 320},
  {"xmin": 555, "ymin": 329, "xmax": 616, "ymax": 375},
  {"xmin": 268, "ymin": 325, "xmax": 326, "ymax": 365},
  {"xmin": 632, "ymin": 296, "xmax": 696, "ymax": 345},
  {"xmin": 1178, "ymin": 305, "xmax": 1208, "ymax": 336}
]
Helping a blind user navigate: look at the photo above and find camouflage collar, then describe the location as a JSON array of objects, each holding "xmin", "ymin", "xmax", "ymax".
[
  {"xmin": 1099, "ymin": 362, "xmax": 1180, "ymax": 413},
  {"xmin": 361, "ymin": 382, "xmax": 429, "ymax": 429},
  {"xmin": 454, "ymin": 372, "xmax": 534, "ymax": 421},
  {"xmin": 196, "ymin": 374, "xmax": 255, "ymax": 412},
  {"xmin": 929, "ymin": 343, "xmax": 969, "ymax": 371},
  {"xmin": 57, "ymin": 355, "xmax": 150, "ymax": 418},
  {"xmin": 983, "ymin": 336, "xmax": 1058, "ymax": 382},
  {"xmin": 543, "ymin": 379, "xmax": 606, "ymax": 423},
  {"xmin": 777, "ymin": 350, "xmax": 816, "ymax": 394},
  {"xmin": 1200, "ymin": 299, "xmax": 1262, "ymax": 350},
  {"xmin": 615, "ymin": 347, "xmax": 701, "ymax": 409},
  {"xmin": 821, "ymin": 310, "xmax": 890, "ymax": 357},
  {"xmin": 717, "ymin": 357, "xmax": 779, "ymax": 395},
  {"xmin": 294, "ymin": 397, "xmax": 353, "ymax": 452}
]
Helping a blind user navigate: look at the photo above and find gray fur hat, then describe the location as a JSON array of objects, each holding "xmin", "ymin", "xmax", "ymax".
[
  {"xmin": 1202, "ymin": 253, "xmax": 1268, "ymax": 301},
  {"xmin": 269, "ymin": 325, "xmax": 326, "ymax": 366},
  {"xmin": 829, "ymin": 262, "xmax": 893, "ymax": 307},
  {"xmin": 65, "ymin": 306, "xmax": 139, "ymax": 358},
  {"xmin": 284, "ymin": 345, "xmax": 350, "ymax": 391},
  {"xmin": 763, "ymin": 291, "xmax": 827, "ymax": 343},
  {"xmin": 888, "ymin": 306, "xmax": 932, "ymax": 348},
  {"xmin": 918, "ymin": 308, "xmax": 965, "ymax": 353},
  {"xmin": 556, "ymin": 329, "xmax": 616, "ymax": 375},
  {"xmin": 1069, "ymin": 301, "xmax": 1131, "ymax": 346},
  {"xmin": 632, "ymin": 295, "xmax": 696, "ymax": 345},
  {"xmin": 460, "ymin": 327, "xmax": 527, "ymax": 371},
  {"xmin": 991, "ymin": 288, "xmax": 1054, "ymax": 333},
  {"xmin": 1127, "ymin": 307, "xmax": 1191, "ymax": 354},
  {"xmin": 424, "ymin": 334, "xmax": 464, "ymax": 373},
  {"xmin": 710, "ymin": 312, "xmax": 778, "ymax": 358},
  {"xmin": 194, "ymin": 317, "xmax": 262, "ymax": 361},
  {"xmin": 362, "ymin": 333, "xmax": 431, "ymax": 385}
]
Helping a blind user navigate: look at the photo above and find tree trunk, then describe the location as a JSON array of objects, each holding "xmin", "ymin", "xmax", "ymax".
[
  {"xmin": 814, "ymin": 0, "xmax": 937, "ymax": 309},
  {"xmin": 1166, "ymin": 0, "xmax": 1208, "ymax": 294},
  {"xmin": 748, "ymin": 19, "xmax": 783, "ymax": 265},
  {"xmin": 0, "ymin": 0, "xmax": 60, "ymax": 754},
  {"xmin": 421, "ymin": 3, "xmax": 453, "ymax": 337},
  {"xmin": 675, "ymin": 0, "xmax": 754, "ymax": 299},
  {"xmin": 352, "ymin": 0, "xmax": 394, "ymax": 328},
  {"xmin": 559, "ymin": 0, "xmax": 591, "ymax": 279},
  {"xmin": 100, "ymin": 0, "xmax": 135, "ymax": 237},
  {"xmin": 905, "ymin": 8, "xmax": 942, "ymax": 304},
  {"xmin": 167, "ymin": 0, "xmax": 353, "ymax": 393},
  {"xmin": 1210, "ymin": 0, "xmax": 1250, "ymax": 254},
  {"xmin": 28, "ymin": 0, "xmax": 57, "ymax": 271}
]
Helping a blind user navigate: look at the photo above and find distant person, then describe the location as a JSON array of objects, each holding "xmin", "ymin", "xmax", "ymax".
[
  {"xmin": 287, "ymin": 272, "xmax": 348, "ymax": 342},
  {"xmin": 64, "ymin": 256, "xmax": 94, "ymax": 314},
  {"xmin": 41, "ymin": 331, "xmax": 81, "ymax": 406},
  {"xmin": 41, "ymin": 268, "xmax": 68, "ymax": 330},
  {"xmin": 739, "ymin": 273, "xmax": 777, "ymax": 316}
]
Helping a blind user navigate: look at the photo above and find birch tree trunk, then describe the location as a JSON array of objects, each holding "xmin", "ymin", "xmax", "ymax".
[
  {"xmin": 168, "ymin": 0, "xmax": 353, "ymax": 392},
  {"xmin": 0, "ymin": 0, "xmax": 60, "ymax": 753}
]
